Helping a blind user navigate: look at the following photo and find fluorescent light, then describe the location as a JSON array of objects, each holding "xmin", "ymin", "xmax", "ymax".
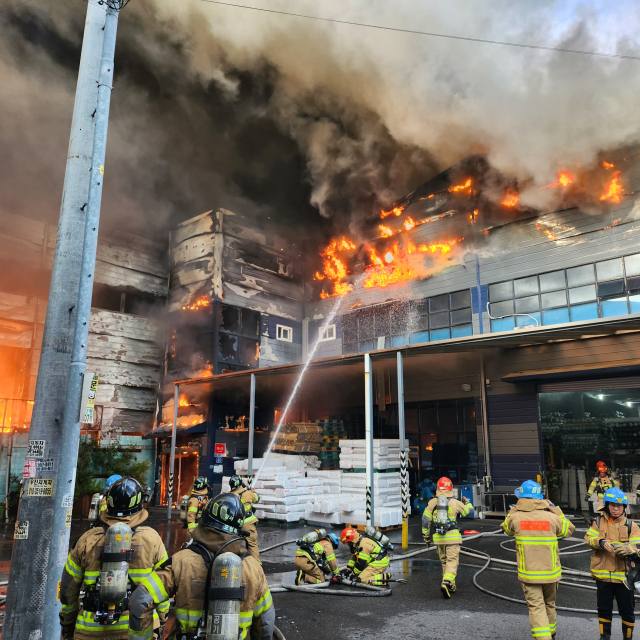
[{"xmin": 598, "ymin": 394, "xmax": 604, "ymax": 400}]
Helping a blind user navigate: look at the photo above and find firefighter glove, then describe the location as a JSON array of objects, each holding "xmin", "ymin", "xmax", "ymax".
[
  {"xmin": 584, "ymin": 495, "xmax": 591, "ymax": 502},
  {"xmin": 340, "ymin": 568, "xmax": 352, "ymax": 578},
  {"xmin": 331, "ymin": 574, "xmax": 341, "ymax": 584}
]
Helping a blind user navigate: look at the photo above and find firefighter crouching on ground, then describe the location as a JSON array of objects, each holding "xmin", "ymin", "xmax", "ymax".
[
  {"xmin": 129, "ymin": 493, "xmax": 274, "ymax": 640},
  {"xmin": 230, "ymin": 474, "xmax": 261, "ymax": 563},
  {"xmin": 421, "ymin": 476, "xmax": 473, "ymax": 598},
  {"xmin": 502, "ymin": 479, "xmax": 575, "ymax": 640},
  {"xmin": 339, "ymin": 527, "xmax": 391, "ymax": 586},
  {"xmin": 585, "ymin": 487, "xmax": 640, "ymax": 640},
  {"xmin": 59, "ymin": 477, "xmax": 169, "ymax": 640},
  {"xmin": 186, "ymin": 476, "xmax": 210, "ymax": 536},
  {"xmin": 294, "ymin": 530, "xmax": 340, "ymax": 584},
  {"xmin": 587, "ymin": 462, "xmax": 621, "ymax": 507}
]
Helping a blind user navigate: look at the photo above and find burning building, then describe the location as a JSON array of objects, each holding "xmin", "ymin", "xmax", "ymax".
[{"xmin": 149, "ymin": 152, "xmax": 640, "ymax": 509}]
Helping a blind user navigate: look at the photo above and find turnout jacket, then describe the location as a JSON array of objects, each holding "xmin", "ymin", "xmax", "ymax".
[
  {"xmin": 295, "ymin": 539, "xmax": 339, "ymax": 575},
  {"xmin": 347, "ymin": 534, "xmax": 389, "ymax": 576},
  {"xmin": 422, "ymin": 489, "xmax": 473, "ymax": 545},
  {"xmin": 587, "ymin": 474, "xmax": 621, "ymax": 498},
  {"xmin": 59, "ymin": 509, "xmax": 169, "ymax": 640},
  {"xmin": 585, "ymin": 512, "xmax": 640, "ymax": 582},
  {"xmin": 232, "ymin": 486, "xmax": 260, "ymax": 526},
  {"xmin": 132, "ymin": 525, "xmax": 274, "ymax": 640},
  {"xmin": 501, "ymin": 498, "xmax": 574, "ymax": 584},
  {"xmin": 186, "ymin": 489, "xmax": 209, "ymax": 532}
]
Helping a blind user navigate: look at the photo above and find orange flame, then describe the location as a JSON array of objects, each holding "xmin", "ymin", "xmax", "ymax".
[
  {"xmin": 535, "ymin": 222, "xmax": 557, "ymax": 241},
  {"xmin": 380, "ymin": 206, "xmax": 405, "ymax": 219},
  {"xmin": 179, "ymin": 394, "xmax": 190, "ymax": 407},
  {"xmin": 601, "ymin": 171, "xmax": 624, "ymax": 203},
  {"xmin": 403, "ymin": 216, "xmax": 416, "ymax": 231},
  {"xmin": 379, "ymin": 224, "xmax": 394, "ymax": 237},
  {"xmin": 316, "ymin": 237, "xmax": 357, "ymax": 298},
  {"xmin": 449, "ymin": 178, "xmax": 472, "ymax": 193},
  {"xmin": 603, "ymin": 218, "xmax": 622, "ymax": 230},
  {"xmin": 501, "ymin": 190, "xmax": 520, "ymax": 207},
  {"xmin": 603, "ymin": 161, "xmax": 614, "ymax": 169},
  {"xmin": 182, "ymin": 296, "xmax": 211, "ymax": 311},
  {"xmin": 541, "ymin": 171, "xmax": 574, "ymax": 190},
  {"xmin": 469, "ymin": 210, "xmax": 479, "ymax": 224}
]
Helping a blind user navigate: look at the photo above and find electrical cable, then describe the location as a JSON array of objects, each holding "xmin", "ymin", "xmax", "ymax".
[{"xmin": 199, "ymin": 0, "xmax": 640, "ymax": 62}]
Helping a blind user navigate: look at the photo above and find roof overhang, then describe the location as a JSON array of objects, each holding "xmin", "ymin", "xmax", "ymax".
[{"xmin": 502, "ymin": 358, "xmax": 640, "ymax": 383}]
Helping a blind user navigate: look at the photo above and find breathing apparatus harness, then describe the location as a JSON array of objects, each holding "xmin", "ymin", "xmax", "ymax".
[
  {"xmin": 350, "ymin": 528, "xmax": 393, "ymax": 570},
  {"xmin": 238, "ymin": 488, "xmax": 256, "ymax": 516},
  {"xmin": 594, "ymin": 475, "xmax": 616, "ymax": 496},
  {"xmin": 178, "ymin": 537, "xmax": 249, "ymax": 640},
  {"xmin": 82, "ymin": 522, "xmax": 138, "ymax": 624},
  {"xmin": 433, "ymin": 495, "xmax": 457, "ymax": 537}
]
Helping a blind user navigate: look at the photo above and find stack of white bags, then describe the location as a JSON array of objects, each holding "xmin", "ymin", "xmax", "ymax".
[
  {"xmin": 339, "ymin": 439, "xmax": 406, "ymax": 470},
  {"xmin": 223, "ymin": 445, "xmax": 409, "ymax": 527}
]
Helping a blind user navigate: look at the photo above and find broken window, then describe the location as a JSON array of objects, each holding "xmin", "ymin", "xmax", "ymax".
[
  {"xmin": 220, "ymin": 305, "xmax": 240, "ymax": 333},
  {"xmin": 234, "ymin": 241, "xmax": 295, "ymax": 279},
  {"xmin": 218, "ymin": 303, "xmax": 260, "ymax": 370},
  {"xmin": 218, "ymin": 333, "xmax": 238, "ymax": 363}
]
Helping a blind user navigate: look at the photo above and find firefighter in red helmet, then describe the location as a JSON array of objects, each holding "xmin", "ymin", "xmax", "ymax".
[
  {"xmin": 586, "ymin": 462, "xmax": 620, "ymax": 508},
  {"xmin": 339, "ymin": 527, "xmax": 391, "ymax": 586},
  {"xmin": 421, "ymin": 477, "xmax": 473, "ymax": 598}
]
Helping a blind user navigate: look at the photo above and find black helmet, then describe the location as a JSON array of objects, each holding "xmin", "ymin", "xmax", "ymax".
[
  {"xmin": 229, "ymin": 475, "xmax": 244, "ymax": 491},
  {"xmin": 193, "ymin": 476, "xmax": 209, "ymax": 492},
  {"xmin": 200, "ymin": 493, "xmax": 247, "ymax": 536},
  {"xmin": 107, "ymin": 477, "xmax": 143, "ymax": 516}
]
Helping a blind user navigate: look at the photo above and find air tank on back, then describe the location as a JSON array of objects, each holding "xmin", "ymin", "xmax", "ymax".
[
  {"xmin": 207, "ymin": 551, "xmax": 243, "ymax": 640},
  {"xmin": 363, "ymin": 525, "xmax": 392, "ymax": 548},
  {"xmin": 180, "ymin": 495, "xmax": 189, "ymax": 522},
  {"xmin": 435, "ymin": 495, "xmax": 450, "ymax": 534},
  {"xmin": 100, "ymin": 522, "xmax": 132, "ymax": 605},
  {"xmin": 88, "ymin": 492, "xmax": 102, "ymax": 522}
]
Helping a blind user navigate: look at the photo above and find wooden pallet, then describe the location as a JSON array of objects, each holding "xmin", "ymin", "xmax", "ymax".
[
  {"xmin": 346, "ymin": 523, "xmax": 402, "ymax": 532},
  {"xmin": 259, "ymin": 518, "xmax": 307, "ymax": 529}
]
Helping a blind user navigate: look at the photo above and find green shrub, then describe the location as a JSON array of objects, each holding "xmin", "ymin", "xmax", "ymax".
[{"xmin": 74, "ymin": 439, "xmax": 150, "ymax": 499}]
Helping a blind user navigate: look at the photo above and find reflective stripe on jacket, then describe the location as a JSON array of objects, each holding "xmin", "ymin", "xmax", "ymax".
[
  {"xmin": 295, "ymin": 539, "xmax": 339, "ymax": 575},
  {"xmin": 186, "ymin": 490, "xmax": 209, "ymax": 532},
  {"xmin": 585, "ymin": 513, "xmax": 640, "ymax": 583},
  {"xmin": 233, "ymin": 487, "xmax": 260, "ymax": 526},
  {"xmin": 422, "ymin": 491, "xmax": 474, "ymax": 545},
  {"xmin": 347, "ymin": 536, "xmax": 389, "ymax": 575},
  {"xmin": 587, "ymin": 475, "xmax": 620, "ymax": 497},
  {"xmin": 501, "ymin": 498, "xmax": 575, "ymax": 584}
]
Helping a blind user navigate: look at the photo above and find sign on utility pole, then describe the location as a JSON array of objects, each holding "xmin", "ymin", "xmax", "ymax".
[{"xmin": 3, "ymin": 1, "xmax": 130, "ymax": 638}]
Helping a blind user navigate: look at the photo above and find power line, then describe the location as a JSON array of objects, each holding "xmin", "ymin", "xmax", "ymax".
[{"xmin": 200, "ymin": 0, "xmax": 640, "ymax": 62}]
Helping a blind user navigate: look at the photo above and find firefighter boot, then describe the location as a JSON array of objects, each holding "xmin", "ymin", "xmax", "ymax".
[
  {"xmin": 599, "ymin": 618, "xmax": 611, "ymax": 640},
  {"xmin": 441, "ymin": 580, "xmax": 453, "ymax": 599},
  {"xmin": 622, "ymin": 620, "xmax": 634, "ymax": 639},
  {"xmin": 295, "ymin": 570, "xmax": 304, "ymax": 586}
]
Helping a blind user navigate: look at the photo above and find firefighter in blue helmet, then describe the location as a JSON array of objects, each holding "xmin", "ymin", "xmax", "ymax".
[{"xmin": 585, "ymin": 487, "xmax": 640, "ymax": 640}]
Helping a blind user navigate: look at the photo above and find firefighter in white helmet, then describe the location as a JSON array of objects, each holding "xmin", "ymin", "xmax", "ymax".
[
  {"xmin": 421, "ymin": 476, "xmax": 473, "ymax": 598},
  {"xmin": 129, "ymin": 492, "xmax": 274, "ymax": 639},
  {"xmin": 59, "ymin": 477, "xmax": 169, "ymax": 639}
]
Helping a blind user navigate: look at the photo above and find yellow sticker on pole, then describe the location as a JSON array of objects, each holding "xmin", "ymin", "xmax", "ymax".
[{"xmin": 99, "ymin": 165, "xmax": 104, "ymax": 175}]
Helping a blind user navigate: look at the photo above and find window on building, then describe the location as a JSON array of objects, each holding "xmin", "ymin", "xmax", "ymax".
[
  {"xmin": 276, "ymin": 325, "xmax": 293, "ymax": 342},
  {"xmin": 217, "ymin": 304, "xmax": 260, "ymax": 372},
  {"xmin": 319, "ymin": 324, "xmax": 336, "ymax": 341},
  {"xmin": 489, "ymin": 251, "xmax": 640, "ymax": 332}
]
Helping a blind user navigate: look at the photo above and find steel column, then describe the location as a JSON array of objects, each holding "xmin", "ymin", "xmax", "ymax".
[
  {"xmin": 364, "ymin": 354, "xmax": 375, "ymax": 526},
  {"xmin": 479, "ymin": 355, "xmax": 492, "ymax": 480},
  {"xmin": 168, "ymin": 384, "xmax": 179, "ymax": 518},
  {"xmin": 248, "ymin": 373, "xmax": 256, "ymax": 485},
  {"xmin": 397, "ymin": 352, "xmax": 409, "ymax": 548}
]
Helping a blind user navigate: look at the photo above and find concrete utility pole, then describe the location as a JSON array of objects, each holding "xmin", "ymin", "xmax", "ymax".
[
  {"xmin": 3, "ymin": 1, "xmax": 106, "ymax": 637},
  {"xmin": 4, "ymin": 1, "xmax": 128, "ymax": 637}
]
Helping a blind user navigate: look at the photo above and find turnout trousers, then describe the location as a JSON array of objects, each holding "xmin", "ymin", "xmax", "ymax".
[
  {"xmin": 437, "ymin": 544, "xmax": 460, "ymax": 585},
  {"xmin": 521, "ymin": 582, "xmax": 557, "ymax": 640},
  {"xmin": 596, "ymin": 580, "xmax": 635, "ymax": 639},
  {"xmin": 294, "ymin": 556, "xmax": 325, "ymax": 584}
]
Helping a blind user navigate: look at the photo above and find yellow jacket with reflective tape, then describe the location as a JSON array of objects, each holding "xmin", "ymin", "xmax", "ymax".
[
  {"xmin": 501, "ymin": 498, "xmax": 574, "ymax": 584},
  {"xmin": 295, "ymin": 539, "xmax": 339, "ymax": 575},
  {"xmin": 585, "ymin": 513, "xmax": 640, "ymax": 583},
  {"xmin": 587, "ymin": 474, "xmax": 620, "ymax": 497},
  {"xmin": 232, "ymin": 486, "xmax": 260, "ymax": 526},
  {"xmin": 187, "ymin": 490, "xmax": 209, "ymax": 531},
  {"xmin": 347, "ymin": 534, "xmax": 389, "ymax": 575},
  {"xmin": 59, "ymin": 509, "xmax": 169, "ymax": 640},
  {"xmin": 134, "ymin": 525, "xmax": 272, "ymax": 640},
  {"xmin": 422, "ymin": 491, "xmax": 473, "ymax": 545}
]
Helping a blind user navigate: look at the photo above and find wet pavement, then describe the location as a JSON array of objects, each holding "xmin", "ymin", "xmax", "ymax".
[{"xmin": 0, "ymin": 509, "xmax": 615, "ymax": 639}]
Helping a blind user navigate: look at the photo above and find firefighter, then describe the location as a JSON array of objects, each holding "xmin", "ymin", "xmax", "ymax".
[
  {"xmin": 546, "ymin": 463, "xmax": 561, "ymax": 505},
  {"xmin": 230, "ymin": 474, "xmax": 261, "ymax": 563},
  {"xmin": 586, "ymin": 462, "xmax": 621, "ymax": 506},
  {"xmin": 585, "ymin": 487, "xmax": 640, "ymax": 640},
  {"xmin": 186, "ymin": 476, "xmax": 210, "ymax": 536},
  {"xmin": 502, "ymin": 479, "xmax": 575, "ymax": 640},
  {"xmin": 129, "ymin": 493, "xmax": 275, "ymax": 640},
  {"xmin": 59, "ymin": 477, "xmax": 169, "ymax": 640},
  {"xmin": 339, "ymin": 527, "xmax": 390, "ymax": 586},
  {"xmin": 294, "ymin": 532, "xmax": 340, "ymax": 584},
  {"xmin": 98, "ymin": 474, "xmax": 122, "ymax": 521},
  {"xmin": 421, "ymin": 476, "xmax": 473, "ymax": 598}
]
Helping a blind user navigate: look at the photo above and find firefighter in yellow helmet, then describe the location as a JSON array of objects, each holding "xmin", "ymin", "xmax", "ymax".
[
  {"xmin": 502, "ymin": 480, "xmax": 575, "ymax": 640},
  {"xmin": 230, "ymin": 474, "xmax": 261, "ymax": 563},
  {"xmin": 186, "ymin": 476, "xmax": 210, "ymax": 537},
  {"xmin": 339, "ymin": 527, "xmax": 391, "ymax": 586},
  {"xmin": 59, "ymin": 477, "xmax": 169, "ymax": 640},
  {"xmin": 421, "ymin": 476, "xmax": 473, "ymax": 598},
  {"xmin": 129, "ymin": 493, "xmax": 274, "ymax": 640}
]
